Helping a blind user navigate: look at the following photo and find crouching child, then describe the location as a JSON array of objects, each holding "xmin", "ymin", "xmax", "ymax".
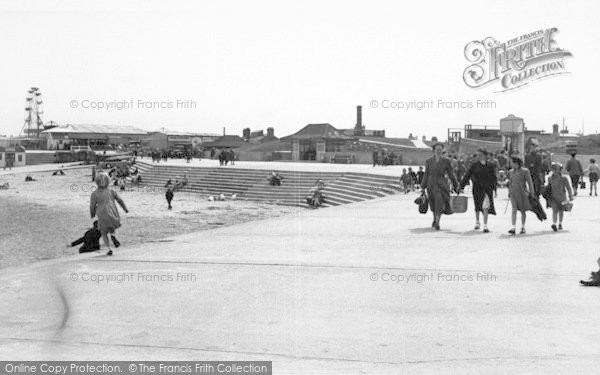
[{"xmin": 68, "ymin": 220, "xmax": 101, "ymax": 253}]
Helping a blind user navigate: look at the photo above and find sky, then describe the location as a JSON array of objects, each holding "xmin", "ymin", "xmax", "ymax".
[{"xmin": 1, "ymin": 0, "xmax": 599, "ymax": 139}]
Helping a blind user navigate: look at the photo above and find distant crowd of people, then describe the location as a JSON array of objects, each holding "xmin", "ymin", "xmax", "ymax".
[
  {"xmin": 211, "ymin": 148, "xmax": 236, "ymax": 166},
  {"xmin": 147, "ymin": 149, "xmax": 195, "ymax": 163},
  {"xmin": 372, "ymin": 149, "xmax": 402, "ymax": 166},
  {"xmin": 141, "ymin": 147, "xmax": 237, "ymax": 166}
]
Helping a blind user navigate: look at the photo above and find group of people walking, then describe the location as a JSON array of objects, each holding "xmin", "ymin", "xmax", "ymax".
[
  {"xmin": 212, "ymin": 148, "xmax": 236, "ymax": 166},
  {"xmin": 420, "ymin": 142, "xmax": 585, "ymax": 234}
]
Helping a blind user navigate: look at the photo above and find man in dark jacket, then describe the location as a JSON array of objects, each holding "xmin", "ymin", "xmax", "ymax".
[{"xmin": 69, "ymin": 221, "xmax": 101, "ymax": 253}]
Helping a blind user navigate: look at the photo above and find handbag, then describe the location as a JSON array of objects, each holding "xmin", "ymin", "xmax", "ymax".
[
  {"xmin": 414, "ymin": 192, "xmax": 429, "ymax": 214},
  {"xmin": 561, "ymin": 200, "xmax": 573, "ymax": 212}
]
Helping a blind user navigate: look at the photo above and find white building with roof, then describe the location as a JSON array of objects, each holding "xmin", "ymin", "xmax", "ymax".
[{"xmin": 40, "ymin": 124, "xmax": 149, "ymax": 149}]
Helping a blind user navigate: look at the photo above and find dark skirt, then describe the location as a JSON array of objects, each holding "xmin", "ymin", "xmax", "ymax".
[
  {"xmin": 472, "ymin": 185, "xmax": 496, "ymax": 215},
  {"xmin": 590, "ymin": 172, "xmax": 599, "ymax": 183}
]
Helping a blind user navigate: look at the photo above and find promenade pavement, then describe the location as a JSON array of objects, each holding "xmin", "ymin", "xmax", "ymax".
[{"xmin": 1, "ymin": 187, "xmax": 599, "ymax": 373}]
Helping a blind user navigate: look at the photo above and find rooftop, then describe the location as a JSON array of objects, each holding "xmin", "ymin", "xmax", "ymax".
[
  {"xmin": 281, "ymin": 123, "xmax": 351, "ymax": 140},
  {"xmin": 153, "ymin": 128, "xmax": 220, "ymax": 137},
  {"xmin": 41, "ymin": 124, "xmax": 148, "ymax": 135}
]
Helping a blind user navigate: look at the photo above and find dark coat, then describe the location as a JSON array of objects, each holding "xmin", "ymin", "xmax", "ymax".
[
  {"xmin": 71, "ymin": 228, "xmax": 101, "ymax": 252},
  {"xmin": 528, "ymin": 195, "xmax": 547, "ymax": 221},
  {"xmin": 460, "ymin": 161, "xmax": 497, "ymax": 214},
  {"xmin": 421, "ymin": 156, "xmax": 458, "ymax": 216}
]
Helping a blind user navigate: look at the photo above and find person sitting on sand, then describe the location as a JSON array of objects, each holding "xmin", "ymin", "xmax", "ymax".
[
  {"xmin": 90, "ymin": 173, "xmax": 129, "ymax": 256},
  {"xmin": 52, "ymin": 169, "xmax": 65, "ymax": 176},
  {"xmin": 0, "ymin": 182, "xmax": 9, "ymax": 190},
  {"xmin": 25, "ymin": 175, "xmax": 36, "ymax": 182},
  {"xmin": 68, "ymin": 220, "xmax": 101, "ymax": 253},
  {"xmin": 306, "ymin": 180, "xmax": 326, "ymax": 208},
  {"xmin": 165, "ymin": 179, "xmax": 173, "ymax": 188},
  {"xmin": 269, "ymin": 171, "xmax": 283, "ymax": 186}
]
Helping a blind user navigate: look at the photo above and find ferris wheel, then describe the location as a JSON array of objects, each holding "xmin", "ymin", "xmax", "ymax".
[{"xmin": 20, "ymin": 87, "xmax": 44, "ymax": 138}]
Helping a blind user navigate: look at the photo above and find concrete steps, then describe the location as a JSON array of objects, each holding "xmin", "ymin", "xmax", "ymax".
[{"xmin": 134, "ymin": 161, "xmax": 399, "ymax": 208}]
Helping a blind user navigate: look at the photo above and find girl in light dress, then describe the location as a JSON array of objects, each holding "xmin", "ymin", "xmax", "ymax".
[{"xmin": 90, "ymin": 173, "xmax": 129, "ymax": 255}]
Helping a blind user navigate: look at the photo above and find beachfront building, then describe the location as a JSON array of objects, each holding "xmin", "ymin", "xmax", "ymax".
[
  {"xmin": 0, "ymin": 145, "xmax": 26, "ymax": 168},
  {"xmin": 237, "ymin": 139, "xmax": 292, "ymax": 161},
  {"xmin": 281, "ymin": 123, "xmax": 350, "ymax": 162},
  {"xmin": 279, "ymin": 123, "xmax": 433, "ymax": 164},
  {"xmin": 41, "ymin": 124, "xmax": 148, "ymax": 150},
  {"xmin": 203, "ymin": 135, "xmax": 247, "ymax": 149},
  {"xmin": 274, "ymin": 105, "xmax": 433, "ymax": 164},
  {"xmin": 141, "ymin": 129, "xmax": 220, "ymax": 151}
]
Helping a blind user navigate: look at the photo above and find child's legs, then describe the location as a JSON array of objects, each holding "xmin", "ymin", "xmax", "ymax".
[
  {"xmin": 520, "ymin": 211, "xmax": 526, "ymax": 226},
  {"xmin": 558, "ymin": 210, "xmax": 564, "ymax": 223},
  {"xmin": 101, "ymin": 231, "xmax": 111, "ymax": 249},
  {"xmin": 552, "ymin": 207, "xmax": 558, "ymax": 224},
  {"xmin": 511, "ymin": 207, "xmax": 517, "ymax": 226}
]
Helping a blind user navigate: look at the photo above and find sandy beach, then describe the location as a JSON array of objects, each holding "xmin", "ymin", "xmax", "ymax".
[{"xmin": 0, "ymin": 167, "xmax": 301, "ymax": 269}]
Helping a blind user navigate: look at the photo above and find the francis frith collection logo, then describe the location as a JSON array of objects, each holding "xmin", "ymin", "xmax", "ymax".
[{"xmin": 463, "ymin": 28, "xmax": 572, "ymax": 92}]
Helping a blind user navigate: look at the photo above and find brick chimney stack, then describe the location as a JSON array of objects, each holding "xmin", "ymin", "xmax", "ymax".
[{"xmin": 354, "ymin": 105, "xmax": 364, "ymax": 136}]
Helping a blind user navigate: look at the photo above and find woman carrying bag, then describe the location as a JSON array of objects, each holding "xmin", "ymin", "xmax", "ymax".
[
  {"xmin": 421, "ymin": 142, "xmax": 459, "ymax": 230},
  {"xmin": 459, "ymin": 148, "xmax": 497, "ymax": 233}
]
